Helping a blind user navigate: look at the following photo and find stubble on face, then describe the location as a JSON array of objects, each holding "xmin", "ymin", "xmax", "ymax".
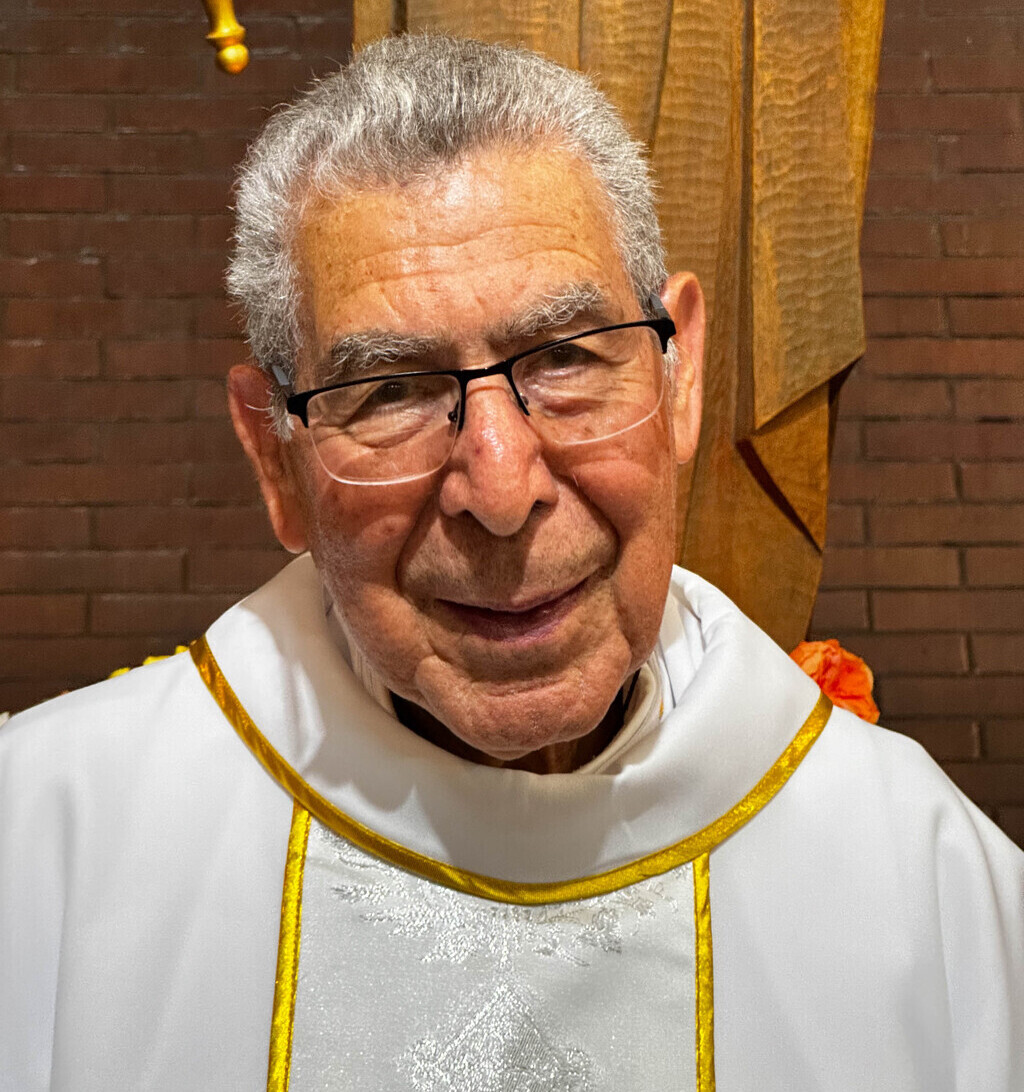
[{"xmin": 288, "ymin": 145, "xmax": 678, "ymax": 765}]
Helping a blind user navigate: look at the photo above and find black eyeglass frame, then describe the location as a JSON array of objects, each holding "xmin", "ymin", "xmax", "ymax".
[{"xmin": 272, "ymin": 292, "xmax": 676, "ymax": 431}]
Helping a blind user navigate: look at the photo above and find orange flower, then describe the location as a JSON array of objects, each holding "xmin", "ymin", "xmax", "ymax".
[{"xmin": 790, "ymin": 639, "xmax": 880, "ymax": 724}]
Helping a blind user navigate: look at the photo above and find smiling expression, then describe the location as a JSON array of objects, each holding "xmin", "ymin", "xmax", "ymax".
[{"xmin": 234, "ymin": 143, "xmax": 702, "ymax": 764}]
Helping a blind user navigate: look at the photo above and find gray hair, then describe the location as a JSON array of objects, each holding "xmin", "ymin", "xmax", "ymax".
[{"xmin": 227, "ymin": 33, "xmax": 667, "ymax": 392}]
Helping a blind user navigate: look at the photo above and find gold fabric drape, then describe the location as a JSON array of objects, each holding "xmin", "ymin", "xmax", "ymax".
[{"xmin": 354, "ymin": 0, "xmax": 884, "ymax": 649}]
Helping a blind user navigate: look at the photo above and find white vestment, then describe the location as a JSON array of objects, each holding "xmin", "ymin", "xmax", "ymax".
[{"xmin": 1, "ymin": 556, "xmax": 1022, "ymax": 1091}]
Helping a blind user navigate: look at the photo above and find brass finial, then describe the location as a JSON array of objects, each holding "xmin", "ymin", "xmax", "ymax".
[{"xmin": 202, "ymin": 0, "xmax": 249, "ymax": 74}]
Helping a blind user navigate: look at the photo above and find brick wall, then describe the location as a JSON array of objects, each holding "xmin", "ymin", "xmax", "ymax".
[
  {"xmin": 2, "ymin": 2, "xmax": 1022, "ymax": 846},
  {"xmin": 812, "ymin": 0, "xmax": 1024, "ymax": 846},
  {"xmin": 0, "ymin": 1, "xmax": 350, "ymax": 712}
]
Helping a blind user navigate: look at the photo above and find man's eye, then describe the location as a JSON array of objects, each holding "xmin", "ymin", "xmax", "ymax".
[
  {"xmin": 364, "ymin": 378, "xmax": 417, "ymax": 408},
  {"xmin": 534, "ymin": 342, "xmax": 596, "ymax": 371}
]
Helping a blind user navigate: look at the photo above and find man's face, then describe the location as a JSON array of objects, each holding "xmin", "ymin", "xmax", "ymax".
[{"xmin": 232, "ymin": 145, "xmax": 702, "ymax": 762}]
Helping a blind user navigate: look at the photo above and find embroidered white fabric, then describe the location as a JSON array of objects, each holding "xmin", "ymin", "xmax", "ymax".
[{"xmin": 289, "ymin": 822, "xmax": 698, "ymax": 1091}]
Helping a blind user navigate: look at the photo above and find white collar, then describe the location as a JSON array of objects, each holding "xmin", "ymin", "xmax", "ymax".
[{"xmin": 203, "ymin": 555, "xmax": 825, "ymax": 883}]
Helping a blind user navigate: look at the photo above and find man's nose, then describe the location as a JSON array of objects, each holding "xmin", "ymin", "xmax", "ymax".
[{"xmin": 437, "ymin": 379, "xmax": 558, "ymax": 536}]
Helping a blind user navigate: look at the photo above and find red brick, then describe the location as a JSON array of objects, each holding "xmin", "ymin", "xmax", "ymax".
[
  {"xmin": 884, "ymin": 719, "xmax": 980, "ymax": 760},
  {"xmin": 108, "ymin": 176, "xmax": 231, "ymax": 215},
  {"xmin": 91, "ymin": 505, "xmax": 272, "ymax": 548},
  {"xmin": 187, "ymin": 548, "xmax": 287, "ymax": 591},
  {"xmin": 819, "ymin": 634, "xmax": 969, "ymax": 676},
  {"xmin": 940, "ymin": 133, "xmax": 1024, "ymax": 172},
  {"xmin": 0, "ymin": 423, "xmax": 96, "ymax": 463},
  {"xmin": 961, "ymin": 463, "xmax": 1024, "ymax": 501},
  {"xmin": 104, "ymin": 338, "xmax": 248, "ymax": 378},
  {"xmin": 0, "ymin": 465, "xmax": 188, "ymax": 505},
  {"xmin": 17, "ymin": 54, "xmax": 197, "ymax": 95},
  {"xmin": 948, "ymin": 297, "xmax": 1024, "ymax": 336},
  {"xmin": 5, "ymin": 299, "xmax": 191, "ymax": 339},
  {"xmin": 0, "ymin": 175, "xmax": 104, "ymax": 213},
  {"xmin": 193, "ymin": 379, "xmax": 229, "ymax": 419},
  {"xmin": 90, "ymin": 593, "xmax": 238, "ymax": 637},
  {"xmin": 883, "ymin": 676, "xmax": 1024, "ymax": 718},
  {"xmin": 965, "ymin": 547, "xmax": 1024, "ymax": 586},
  {"xmin": 0, "ymin": 636, "xmax": 177, "ymax": 681},
  {"xmin": 112, "ymin": 95, "xmax": 280, "ymax": 134},
  {"xmin": 0, "ymin": 551, "xmax": 183, "ymax": 593},
  {"xmin": 30, "ymin": 0, "xmax": 197, "ymax": 14},
  {"xmin": 869, "ymin": 503, "xmax": 1024, "ymax": 544},
  {"xmin": 0, "ymin": 258, "xmax": 103, "ymax": 298},
  {"xmin": 97, "ymin": 420, "xmax": 240, "ymax": 462},
  {"xmin": 866, "ymin": 175, "xmax": 1024, "ymax": 216},
  {"xmin": 942, "ymin": 219, "xmax": 1024, "ymax": 257},
  {"xmin": 954, "ymin": 379, "xmax": 1024, "ymax": 418},
  {"xmin": 865, "ymin": 421, "xmax": 1024, "ymax": 458},
  {"xmin": 860, "ymin": 217, "xmax": 938, "ymax": 256},
  {"xmin": 188, "ymin": 462, "xmax": 260, "ymax": 504},
  {"xmin": 0, "ymin": 508, "xmax": 89, "ymax": 548},
  {"xmin": 873, "ymin": 92, "xmax": 1023, "ymax": 134},
  {"xmin": 868, "ymin": 136, "xmax": 936, "ymax": 176},
  {"xmin": 882, "ymin": 16, "xmax": 1019, "ymax": 56},
  {"xmin": 863, "ymin": 297, "xmax": 946, "ymax": 336},
  {"xmin": 830, "ymin": 420, "xmax": 861, "ymax": 459},
  {"xmin": 808, "ymin": 590, "xmax": 869, "ymax": 632},
  {"xmin": 873, "ymin": 589, "xmax": 1024, "ymax": 631},
  {"xmin": 862, "ymin": 257, "xmax": 1024, "ymax": 295},
  {"xmin": 0, "ymin": 340, "xmax": 100, "ymax": 378},
  {"xmin": 196, "ymin": 214, "xmax": 233, "ymax": 249},
  {"xmin": 826, "ymin": 504, "xmax": 865, "ymax": 545},
  {"xmin": 195, "ymin": 300, "xmax": 243, "ymax": 338},
  {"xmin": 193, "ymin": 134, "xmax": 252, "ymax": 174},
  {"xmin": 830, "ymin": 461, "xmax": 957, "ymax": 502},
  {"xmin": 987, "ymin": 721, "xmax": 1024, "ymax": 759},
  {"xmin": 0, "ymin": 96, "xmax": 107, "ymax": 133},
  {"xmin": 932, "ymin": 55, "xmax": 1024, "ymax": 92},
  {"xmin": 943, "ymin": 761, "xmax": 1024, "ymax": 807},
  {"xmin": 973, "ymin": 634, "xmax": 1024, "ymax": 673},
  {"xmin": 1, "ymin": 379, "xmax": 194, "ymax": 423},
  {"xmin": 860, "ymin": 336, "xmax": 1024, "ymax": 380},
  {"xmin": 0, "ymin": 16, "xmax": 117, "ymax": 51},
  {"xmin": 200, "ymin": 55, "xmax": 318, "ymax": 95},
  {"xmin": 822, "ymin": 546, "xmax": 960, "ymax": 587},
  {"xmin": 838, "ymin": 374, "xmax": 951, "ymax": 417},
  {"xmin": 877, "ymin": 54, "xmax": 931, "ymax": 93},
  {"xmin": 0, "ymin": 594, "xmax": 86, "ymax": 636},
  {"xmin": 294, "ymin": 13, "xmax": 353, "ymax": 52},
  {"xmin": 106, "ymin": 255, "xmax": 225, "ymax": 298},
  {"xmin": 9, "ymin": 133, "xmax": 199, "ymax": 175},
  {"xmin": 0, "ymin": 679, "xmax": 78, "ymax": 715},
  {"xmin": 6, "ymin": 215, "xmax": 195, "ymax": 257}
]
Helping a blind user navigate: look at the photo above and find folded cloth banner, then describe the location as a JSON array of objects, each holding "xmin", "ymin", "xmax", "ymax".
[{"xmin": 353, "ymin": 0, "xmax": 883, "ymax": 650}]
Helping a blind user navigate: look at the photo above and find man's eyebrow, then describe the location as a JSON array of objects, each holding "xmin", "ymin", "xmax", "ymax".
[
  {"xmin": 315, "ymin": 282, "xmax": 616, "ymax": 384},
  {"xmin": 494, "ymin": 282, "xmax": 618, "ymax": 344},
  {"xmin": 318, "ymin": 331, "xmax": 452, "ymax": 384}
]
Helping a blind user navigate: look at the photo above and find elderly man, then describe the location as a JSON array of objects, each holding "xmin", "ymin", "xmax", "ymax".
[{"xmin": 1, "ymin": 34, "xmax": 1022, "ymax": 1092}]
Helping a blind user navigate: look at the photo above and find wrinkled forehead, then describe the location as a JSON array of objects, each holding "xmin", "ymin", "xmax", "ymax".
[{"xmin": 290, "ymin": 143, "xmax": 636, "ymax": 372}]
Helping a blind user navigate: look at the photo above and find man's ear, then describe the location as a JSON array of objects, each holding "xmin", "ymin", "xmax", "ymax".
[
  {"xmin": 227, "ymin": 364, "xmax": 309, "ymax": 554},
  {"xmin": 660, "ymin": 271, "xmax": 705, "ymax": 464}
]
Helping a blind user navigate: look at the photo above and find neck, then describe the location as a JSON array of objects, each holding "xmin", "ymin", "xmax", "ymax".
[{"xmin": 390, "ymin": 683, "xmax": 633, "ymax": 774}]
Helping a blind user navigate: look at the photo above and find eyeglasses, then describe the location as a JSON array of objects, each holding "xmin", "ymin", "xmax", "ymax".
[{"xmin": 273, "ymin": 293, "xmax": 676, "ymax": 485}]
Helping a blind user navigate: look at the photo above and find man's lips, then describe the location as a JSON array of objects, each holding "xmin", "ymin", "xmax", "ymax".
[{"xmin": 436, "ymin": 578, "xmax": 589, "ymax": 641}]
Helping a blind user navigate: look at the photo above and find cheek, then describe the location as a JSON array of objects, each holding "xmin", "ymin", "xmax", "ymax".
[
  {"xmin": 303, "ymin": 475, "xmax": 437, "ymax": 597},
  {"xmin": 559, "ymin": 434, "xmax": 677, "ymax": 640}
]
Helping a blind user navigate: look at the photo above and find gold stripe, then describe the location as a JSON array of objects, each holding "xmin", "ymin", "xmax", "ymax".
[
  {"xmin": 693, "ymin": 852, "xmax": 715, "ymax": 1092},
  {"xmin": 266, "ymin": 801, "xmax": 310, "ymax": 1092},
  {"xmin": 191, "ymin": 635, "xmax": 831, "ymax": 905}
]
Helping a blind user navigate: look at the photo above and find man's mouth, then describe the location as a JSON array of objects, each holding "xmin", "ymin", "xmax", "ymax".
[{"xmin": 437, "ymin": 578, "xmax": 589, "ymax": 641}]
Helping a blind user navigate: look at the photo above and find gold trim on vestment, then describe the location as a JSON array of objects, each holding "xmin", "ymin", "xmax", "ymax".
[
  {"xmin": 267, "ymin": 801, "xmax": 310, "ymax": 1092},
  {"xmin": 191, "ymin": 635, "xmax": 831, "ymax": 905},
  {"xmin": 694, "ymin": 852, "xmax": 715, "ymax": 1092}
]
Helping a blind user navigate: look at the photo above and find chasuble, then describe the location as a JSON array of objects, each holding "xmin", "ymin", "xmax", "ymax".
[{"xmin": 2, "ymin": 556, "xmax": 1022, "ymax": 1090}]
